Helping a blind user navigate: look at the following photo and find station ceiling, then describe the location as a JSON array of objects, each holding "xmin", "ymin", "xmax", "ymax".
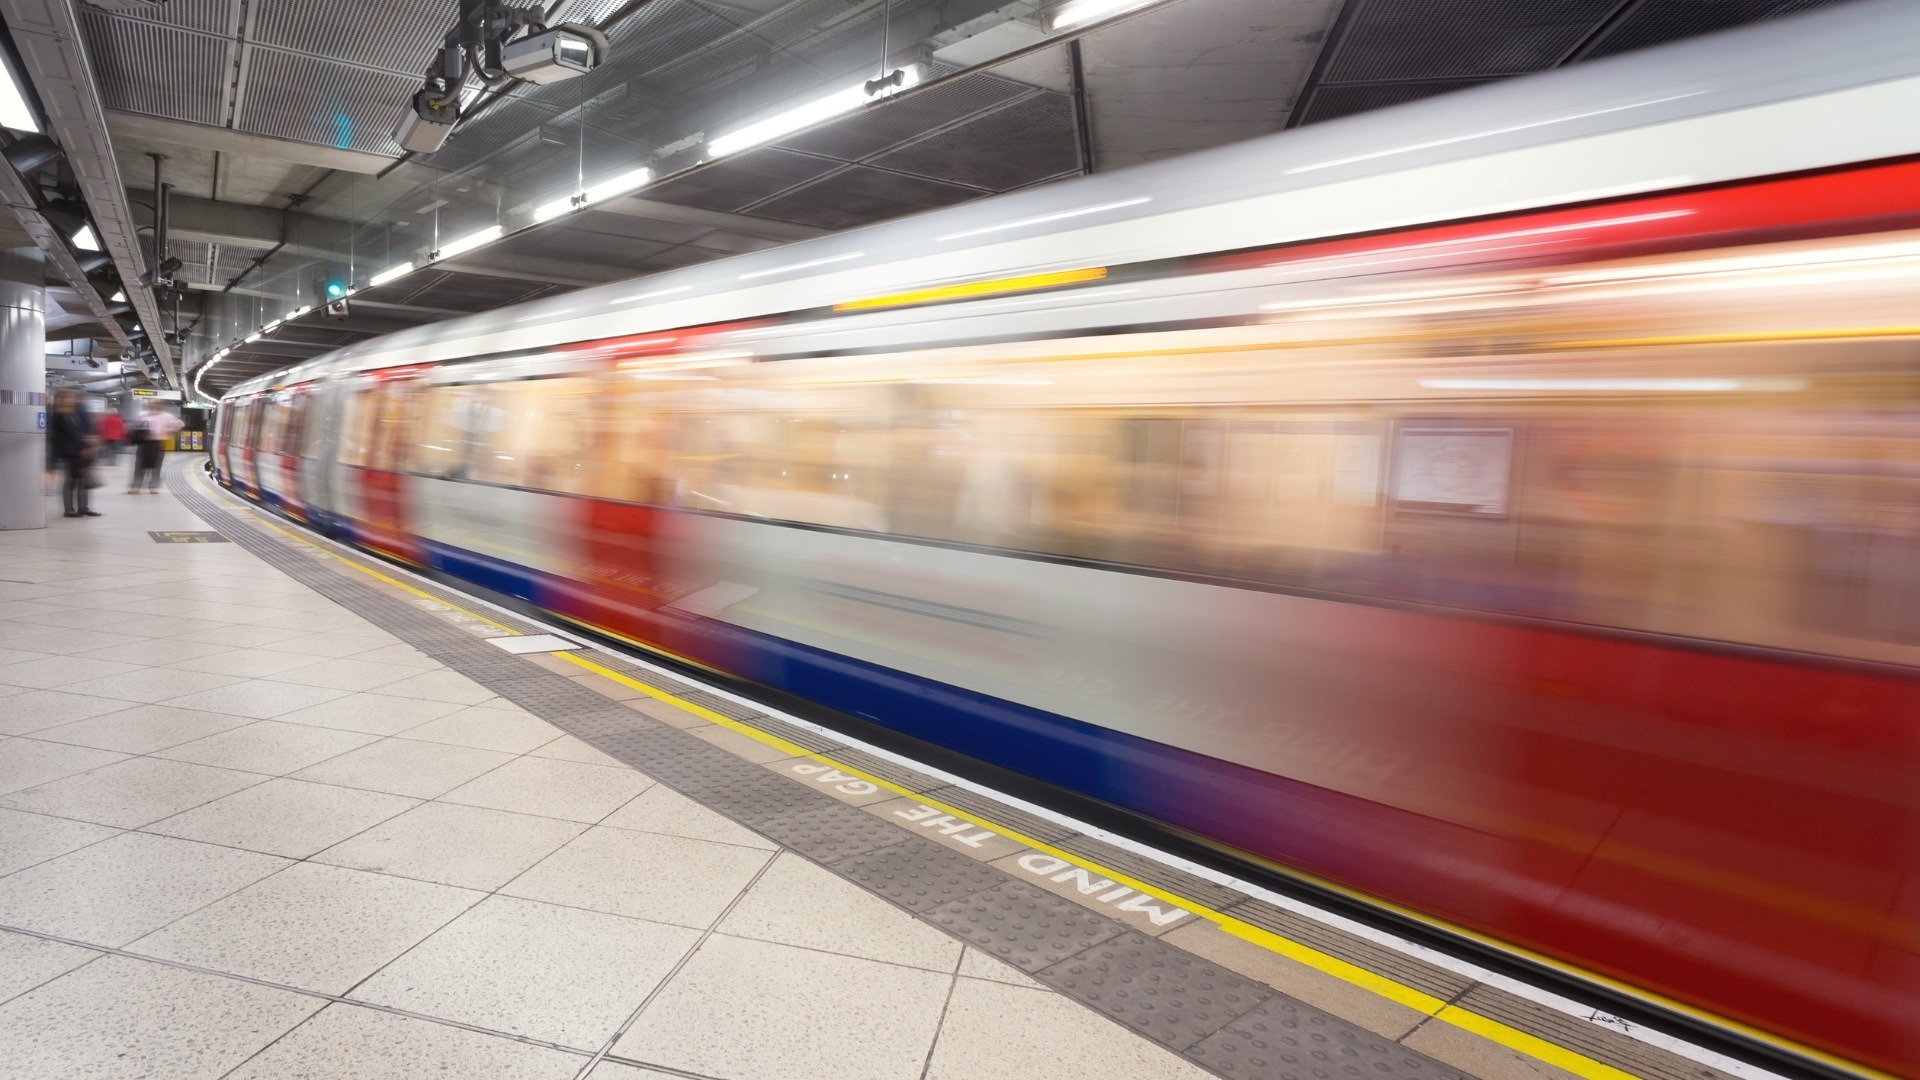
[{"xmin": 22, "ymin": 0, "xmax": 1846, "ymax": 395}]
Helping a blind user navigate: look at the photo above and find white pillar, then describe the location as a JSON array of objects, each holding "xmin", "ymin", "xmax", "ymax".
[{"xmin": 0, "ymin": 247, "xmax": 45, "ymax": 531}]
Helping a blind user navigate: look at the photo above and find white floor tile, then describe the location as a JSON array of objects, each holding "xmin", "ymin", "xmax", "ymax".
[
  {"xmin": 719, "ymin": 852, "xmax": 963, "ymax": 972},
  {"xmin": 70, "ymin": 638, "xmax": 233, "ymax": 666},
  {"xmin": 289, "ymin": 737, "xmax": 514, "ymax": 798},
  {"xmin": 0, "ymin": 654, "xmax": 144, "ymax": 690},
  {"xmin": 30, "ymin": 704, "xmax": 254, "ymax": 754},
  {"xmin": 0, "ymin": 627, "xmax": 148, "ymax": 656},
  {"xmin": 173, "ymin": 648, "xmax": 329, "ymax": 679},
  {"xmin": 130, "ymin": 861, "xmax": 481, "ymax": 995},
  {"xmin": 401, "ymin": 704, "xmax": 565, "ymax": 754},
  {"xmin": 57, "ymin": 667, "xmax": 244, "ymax": 704},
  {"xmin": 0, "ymin": 930, "xmax": 99, "ymax": 1002},
  {"xmin": 314, "ymin": 801, "xmax": 584, "ymax": 891},
  {"xmin": 0, "ymin": 689, "xmax": 132, "ymax": 736},
  {"xmin": 144, "ymin": 776, "xmax": 419, "ymax": 858},
  {"xmin": 600, "ymin": 783, "xmax": 778, "ymax": 849},
  {"xmin": 0, "ymin": 806, "xmax": 120, "ymax": 876},
  {"xmin": 273, "ymin": 691, "xmax": 466, "ymax": 735},
  {"xmin": 267, "ymin": 657, "xmax": 424, "ymax": 692},
  {"xmin": 351, "ymin": 894, "xmax": 700, "ymax": 1048},
  {"xmin": 0, "ymin": 954, "xmax": 319, "ymax": 1080},
  {"xmin": 441, "ymin": 755, "xmax": 651, "ymax": 823},
  {"xmin": 0, "ymin": 832, "xmax": 287, "ymax": 946},
  {"xmin": 0, "ymin": 756, "xmax": 266, "ymax": 828},
  {"xmin": 614, "ymin": 933, "xmax": 951, "ymax": 1080},
  {"xmin": 502, "ymin": 826, "xmax": 771, "ymax": 929},
  {"xmin": 347, "ymin": 643, "xmax": 440, "ymax": 668},
  {"xmin": 159, "ymin": 679, "xmax": 351, "ymax": 720},
  {"xmin": 223, "ymin": 1003, "xmax": 585, "ymax": 1080},
  {"xmin": 0, "ymin": 738, "xmax": 127, "ymax": 796},
  {"xmin": 257, "ymin": 631, "xmax": 399, "ymax": 659},
  {"xmin": 154, "ymin": 720, "xmax": 378, "ymax": 774},
  {"xmin": 923, "ymin": 977, "xmax": 1218, "ymax": 1080},
  {"xmin": 373, "ymin": 669, "xmax": 500, "ymax": 705},
  {"xmin": 179, "ymin": 623, "xmax": 311, "ymax": 647}
]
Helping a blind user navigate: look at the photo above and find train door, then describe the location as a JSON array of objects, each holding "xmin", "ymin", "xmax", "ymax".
[
  {"xmin": 278, "ymin": 385, "xmax": 313, "ymax": 521},
  {"xmin": 213, "ymin": 400, "xmax": 234, "ymax": 484},
  {"xmin": 343, "ymin": 367, "xmax": 428, "ymax": 562},
  {"xmin": 305, "ymin": 377, "xmax": 344, "ymax": 534},
  {"xmin": 235, "ymin": 398, "xmax": 262, "ymax": 497},
  {"xmin": 254, "ymin": 395, "xmax": 288, "ymax": 507}
]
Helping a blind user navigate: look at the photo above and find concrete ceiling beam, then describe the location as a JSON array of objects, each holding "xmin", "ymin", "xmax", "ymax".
[
  {"xmin": 1, "ymin": 0, "xmax": 175, "ymax": 382},
  {"xmin": 105, "ymin": 112, "xmax": 395, "ymax": 176}
]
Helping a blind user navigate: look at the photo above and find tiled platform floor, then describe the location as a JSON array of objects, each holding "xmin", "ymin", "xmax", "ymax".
[{"xmin": 0, "ymin": 480, "xmax": 1221, "ymax": 1079}]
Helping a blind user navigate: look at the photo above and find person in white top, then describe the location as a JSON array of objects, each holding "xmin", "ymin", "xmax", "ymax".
[{"xmin": 127, "ymin": 400, "xmax": 183, "ymax": 493}]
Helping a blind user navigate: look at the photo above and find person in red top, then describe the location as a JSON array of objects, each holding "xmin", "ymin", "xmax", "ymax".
[{"xmin": 96, "ymin": 408, "xmax": 124, "ymax": 464}]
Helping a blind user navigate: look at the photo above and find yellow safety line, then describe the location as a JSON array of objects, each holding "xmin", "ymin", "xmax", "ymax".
[{"xmin": 199, "ymin": 470, "xmax": 1891, "ymax": 1080}]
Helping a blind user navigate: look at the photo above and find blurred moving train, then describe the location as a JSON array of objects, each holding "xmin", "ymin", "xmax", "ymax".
[{"xmin": 215, "ymin": 3, "xmax": 1920, "ymax": 1074}]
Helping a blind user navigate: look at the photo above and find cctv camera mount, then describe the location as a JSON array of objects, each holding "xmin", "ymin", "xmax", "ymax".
[{"xmin": 397, "ymin": 0, "xmax": 609, "ymax": 152}]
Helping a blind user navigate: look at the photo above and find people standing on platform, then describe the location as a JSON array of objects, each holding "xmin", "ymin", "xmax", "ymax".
[
  {"xmin": 48, "ymin": 390, "xmax": 98, "ymax": 518},
  {"xmin": 97, "ymin": 407, "xmax": 124, "ymax": 464},
  {"xmin": 127, "ymin": 399, "xmax": 182, "ymax": 493}
]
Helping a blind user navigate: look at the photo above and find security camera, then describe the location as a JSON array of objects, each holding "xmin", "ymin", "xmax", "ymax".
[
  {"xmin": 501, "ymin": 25, "xmax": 606, "ymax": 84},
  {"xmin": 395, "ymin": 81, "xmax": 459, "ymax": 154}
]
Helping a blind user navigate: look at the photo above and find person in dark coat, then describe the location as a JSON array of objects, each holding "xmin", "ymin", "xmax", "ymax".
[{"xmin": 47, "ymin": 390, "xmax": 98, "ymax": 518}]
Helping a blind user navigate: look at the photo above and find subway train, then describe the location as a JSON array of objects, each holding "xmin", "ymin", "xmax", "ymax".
[{"xmin": 214, "ymin": 3, "xmax": 1920, "ymax": 1075}]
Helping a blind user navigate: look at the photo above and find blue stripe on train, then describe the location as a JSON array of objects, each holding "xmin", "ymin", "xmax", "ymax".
[{"xmin": 413, "ymin": 538, "xmax": 1186, "ymax": 818}]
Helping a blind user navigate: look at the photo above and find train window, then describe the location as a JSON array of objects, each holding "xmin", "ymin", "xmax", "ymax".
[
  {"xmin": 520, "ymin": 377, "xmax": 593, "ymax": 495},
  {"xmin": 413, "ymin": 384, "xmax": 475, "ymax": 479},
  {"xmin": 465, "ymin": 383, "xmax": 526, "ymax": 488},
  {"xmin": 368, "ymin": 380, "xmax": 420, "ymax": 472},
  {"xmin": 337, "ymin": 383, "xmax": 377, "ymax": 468}
]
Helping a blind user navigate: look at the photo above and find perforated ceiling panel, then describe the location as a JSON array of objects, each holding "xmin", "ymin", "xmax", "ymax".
[
  {"xmin": 236, "ymin": 50, "xmax": 419, "ymax": 155},
  {"xmin": 1583, "ymin": 0, "xmax": 1844, "ymax": 59},
  {"xmin": 1322, "ymin": 0, "xmax": 1613, "ymax": 81},
  {"xmin": 1291, "ymin": 0, "xmax": 1854, "ymax": 127},
  {"xmin": 868, "ymin": 92, "xmax": 1079, "ymax": 191},
  {"xmin": 645, "ymin": 146, "xmax": 843, "ymax": 213},
  {"xmin": 747, "ymin": 165, "xmax": 981, "ymax": 230},
  {"xmin": 78, "ymin": 10, "xmax": 229, "ymax": 126},
  {"xmin": 250, "ymin": 0, "xmax": 451, "ymax": 76}
]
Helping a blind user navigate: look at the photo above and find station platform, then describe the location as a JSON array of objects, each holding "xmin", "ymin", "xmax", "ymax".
[{"xmin": 0, "ymin": 461, "xmax": 1758, "ymax": 1080}]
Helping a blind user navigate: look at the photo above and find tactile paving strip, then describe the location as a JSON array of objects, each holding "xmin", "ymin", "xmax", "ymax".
[
  {"xmin": 171, "ymin": 466, "xmax": 1499, "ymax": 1080},
  {"xmin": 1188, "ymin": 997, "xmax": 1469, "ymax": 1079},
  {"xmin": 926, "ymin": 881, "xmax": 1127, "ymax": 972},
  {"xmin": 832, "ymin": 837, "xmax": 1010, "ymax": 912},
  {"xmin": 1224, "ymin": 897, "xmax": 1475, "ymax": 1003},
  {"xmin": 758, "ymin": 803, "xmax": 914, "ymax": 860},
  {"xmin": 1037, "ymin": 932, "xmax": 1274, "ymax": 1052}
]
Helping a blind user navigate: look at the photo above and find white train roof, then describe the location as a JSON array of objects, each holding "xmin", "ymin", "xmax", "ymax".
[{"xmin": 234, "ymin": 0, "xmax": 1920, "ymax": 398}]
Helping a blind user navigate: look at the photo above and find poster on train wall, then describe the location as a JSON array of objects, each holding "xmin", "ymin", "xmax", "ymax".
[{"xmin": 1392, "ymin": 428, "xmax": 1512, "ymax": 515}]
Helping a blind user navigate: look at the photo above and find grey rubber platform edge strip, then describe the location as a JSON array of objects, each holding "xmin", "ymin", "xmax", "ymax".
[{"xmin": 171, "ymin": 464, "xmax": 1484, "ymax": 1080}]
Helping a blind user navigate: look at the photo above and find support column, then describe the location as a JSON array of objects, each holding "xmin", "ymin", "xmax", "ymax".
[{"xmin": 0, "ymin": 246, "xmax": 46, "ymax": 530}]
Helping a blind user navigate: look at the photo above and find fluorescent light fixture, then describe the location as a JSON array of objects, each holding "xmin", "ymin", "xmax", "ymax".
[
  {"xmin": 245, "ymin": 332, "xmax": 262, "ymax": 342},
  {"xmin": 1051, "ymin": 0, "xmax": 1158, "ymax": 30},
  {"xmin": 262, "ymin": 319, "xmax": 282, "ymax": 333},
  {"xmin": 287, "ymin": 305, "xmax": 311, "ymax": 319},
  {"xmin": 432, "ymin": 224, "xmax": 503, "ymax": 262},
  {"xmin": 709, "ymin": 68, "xmax": 920, "ymax": 158},
  {"xmin": 72, "ymin": 225, "xmax": 100, "ymax": 252},
  {"xmin": 738, "ymin": 251, "xmax": 863, "ymax": 281},
  {"xmin": 369, "ymin": 262, "xmax": 415, "ymax": 287},
  {"xmin": 110, "ymin": 290, "xmax": 125, "ymax": 302},
  {"xmin": 0, "ymin": 56, "xmax": 37, "ymax": 133},
  {"xmin": 586, "ymin": 166, "xmax": 653, "ymax": 205},
  {"xmin": 936, "ymin": 197, "xmax": 1151, "ymax": 242},
  {"xmin": 535, "ymin": 193, "xmax": 579, "ymax": 222},
  {"xmin": 608, "ymin": 285, "xmax": 691, "ymax": 306},
  {"xmin": 1418, "ymin": 378, "xmax": 1806, "ymax": 393}
]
